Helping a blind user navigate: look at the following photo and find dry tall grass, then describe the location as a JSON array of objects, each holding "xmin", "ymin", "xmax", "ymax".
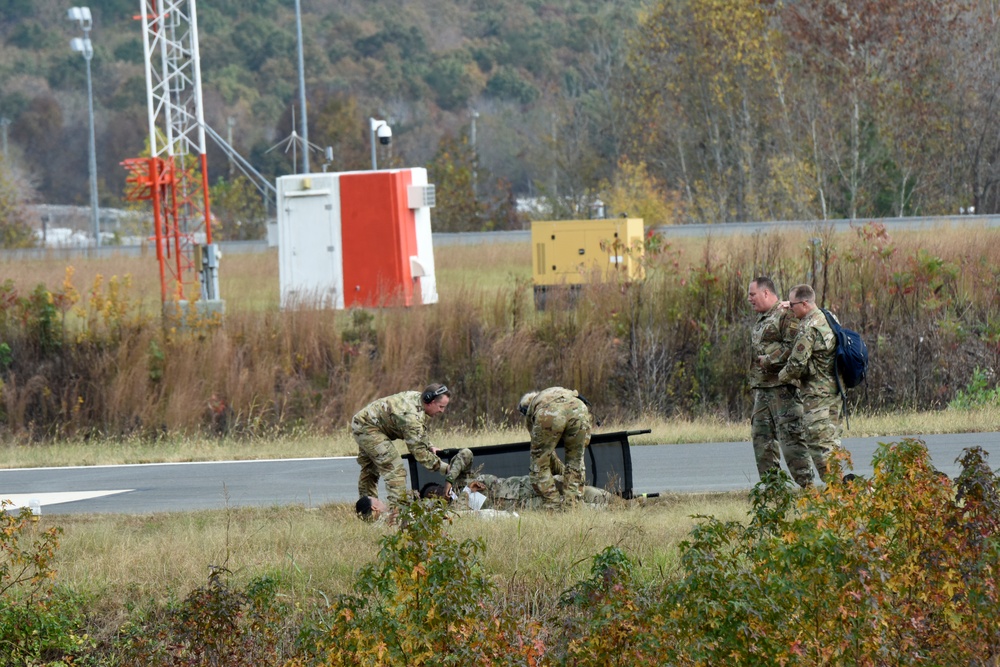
[{"xmin": 2, "ymin": 224, "xmax": 998, "ymax": 442}]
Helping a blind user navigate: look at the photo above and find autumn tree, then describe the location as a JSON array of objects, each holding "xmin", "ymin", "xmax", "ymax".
[
  {"xmin": 621, "ymin": 0, "xmax": 795, "ymax": 223},
  {"xmin": 310, "ymin": 94, "xmax": 371, "ymax": 173},
  {"xmin": 782, "ymin": 0, "xmax": 966, "ymax": 219},
  {"xmin": 428, "ymin": 132, "xmax": 482, "ymax": 232},
  {"xmin": 941, "ymin": 2, "xmax": 1000, "ymax": 214},
  {"xmin": 600, "ymin": 157, "xmax": 681, "ymax": 225},
  {"xmin": 0, "ymin": 159, "xmax": 39, "ymax": 249},
  {"xmin": 209, "ymin": 175, "xmax": 267, "ymax": 241}
]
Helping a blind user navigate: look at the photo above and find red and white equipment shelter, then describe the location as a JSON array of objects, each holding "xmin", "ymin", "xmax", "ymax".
[{"xmin": 277, "ymin": 168, "xmax": 438, "ymax": 309}]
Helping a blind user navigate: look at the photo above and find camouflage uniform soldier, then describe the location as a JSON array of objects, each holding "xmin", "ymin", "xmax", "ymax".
[
  {"xmin": 518, "ymin": 387, "xmax": 593, "ymax": 509},
  {"xmin": 352, "ymin": 384, "xmax": 452, "ymax": 508},
  {"xmin": 747, "ymin": 276, "xmax": 812, "ymax": 487},
  {"xmin": 468, "ymin": 473, "xmax": 612, "ymax": 511},
  {"xmin": 778, "ymin": 285, "xmax": 842, "ymax": 480}
]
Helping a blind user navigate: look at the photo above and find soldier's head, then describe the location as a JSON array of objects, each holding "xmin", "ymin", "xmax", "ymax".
[
  {"xmin": 420, "ymin": 482, "xmax": 449, "ymax": 500},
  {"xmin": 355, "ymin": 496, "xmax": 388, "ymax": 522},
  {"xmin": 748, "ymin": 276, "xmax": 779, "ymax": 313},
  {"xmin": 518, "ymin": 391, "xmax": 538, "ymax": 417},
  {"xmin": 421, "ymin": 383, "xmax": 451, "ymax": 417},
  {"xmin": 788, "ymin": 284, "xmax": 816, "ymax": 319}
]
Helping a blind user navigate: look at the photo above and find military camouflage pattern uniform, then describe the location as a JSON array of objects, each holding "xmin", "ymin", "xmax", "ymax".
[
  {"xmin": 469, "ymin": 472, "xmax": 612, "ymax": 511},
  {"xmin": 778, "ymin": 308, "xmax": 841, "ymax": 479},
  {"xmin": 442, "ymin": 448, "xmax": 475, "ymax": 489},
  {"xmin": 352, "ymin": 391, "xmax": 448, "ymax": 508},
  {"xmin": 750, "ymin": 302, "xmax": 813, "ymax": 486},
  {"xmin": 522, "ymin": 387, "xmax": 593, "ymax": 509}
]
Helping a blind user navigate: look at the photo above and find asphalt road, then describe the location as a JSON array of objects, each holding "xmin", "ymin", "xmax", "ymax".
[{"xmin": 3, "ymin": 432, "xmax": 997, "ymax": 515}]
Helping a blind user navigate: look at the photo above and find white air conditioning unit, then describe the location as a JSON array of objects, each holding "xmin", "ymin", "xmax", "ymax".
[{"xmin": 407, "ymin": 184, "xmax": 436, "ymax": 209}]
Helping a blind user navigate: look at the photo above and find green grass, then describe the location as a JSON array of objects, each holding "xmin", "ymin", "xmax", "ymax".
[{"xmin": 47, "ymin": 491, "xmax": 749, "ymax": 609}]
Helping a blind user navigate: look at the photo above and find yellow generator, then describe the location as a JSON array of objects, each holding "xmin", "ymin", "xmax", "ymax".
[{"xmin": 531, "ymin": 218, "xmax": 645, "ymax": 309}]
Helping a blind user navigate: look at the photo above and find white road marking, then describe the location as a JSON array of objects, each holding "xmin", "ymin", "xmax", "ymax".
[
  {"xmin": 1, "ymin": 490, "xmax": 133, "ymax": 511},
  {"xmin": 4, "ymin": 456, "xmax": 356, "ymax": 472}
]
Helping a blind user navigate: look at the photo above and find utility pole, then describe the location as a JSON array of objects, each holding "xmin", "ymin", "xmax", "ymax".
[
  {"xmin": 226, "ymin": 116, "xmax": 235, "ymax": 177},
  {"xmin": 295, "ymin": 0, "xmax": 309, "ymax": 173},
  {"xmin": 551, "ymin": 112, "xmax": 558, "ymax": 202},
  {"xmin": 0, "ymin": 117, "xmax": 10, "ymax": 161},
  {"xmin": 470, "ymin": 108, "xmax": 479, "ymax": 200}
]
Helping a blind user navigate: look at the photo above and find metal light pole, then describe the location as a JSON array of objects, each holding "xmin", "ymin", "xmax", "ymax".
[
  {"xmin": 294, "ymin": 0, "xmax": 309, "ymax": 173},
  {"xmin": 68, "ymin": 6, "xmax": 100, "ymax": 247}
]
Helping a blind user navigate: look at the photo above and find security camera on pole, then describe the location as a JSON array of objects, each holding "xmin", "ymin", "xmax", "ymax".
[
  {"xmin": 369, "ymin": 118, "xmax": 392, "ymax": 169},
  {"xmin": 277, "ymin": 113, "xmax": 439, "ymax": 311}
]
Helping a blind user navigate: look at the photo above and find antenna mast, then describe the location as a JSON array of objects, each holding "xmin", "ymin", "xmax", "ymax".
[{"xmin": 123, "ymin": 0, "xmax": 220, "ymax": 308}]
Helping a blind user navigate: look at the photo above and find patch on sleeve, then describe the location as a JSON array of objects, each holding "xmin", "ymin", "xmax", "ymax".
[{"xmin": 796, "ymin": 343, "xmax": 805, "ymax": 351}]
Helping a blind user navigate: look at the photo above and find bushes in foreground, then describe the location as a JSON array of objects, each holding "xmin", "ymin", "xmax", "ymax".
[
  {"xmin": 4, "ymin": 440, "xmax": 995, "ymax": 665},
  {"xmin": 550, "ymin": 440, "xmax": 1000, "ymax": 666}
]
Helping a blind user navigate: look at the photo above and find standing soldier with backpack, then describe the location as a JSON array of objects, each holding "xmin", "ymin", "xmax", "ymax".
[
  {"xmin": 778, "ymin": 285, "xmax": 845, "ymax": 481},
  {"xmin": 747, "ymin": 277, "xmax": 813, "ymax": 487}
]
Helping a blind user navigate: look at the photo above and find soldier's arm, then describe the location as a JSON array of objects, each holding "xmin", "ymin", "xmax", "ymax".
[
  {"xmin": 762, "ymin": 311, "xmax": 800, "ymax": 370},
  {"xmin": 773, "ymin": 311, "xmax": 800, "ymax": 366},
  {"xmin": 778, "ymin": 327, "xmax": 813, "ymax": 384},
  {"xmin": 759, "ymin": 341, "xmax": 784, "ymax": 371},
  {"xmin": 402, "ymin": 422, "xmax": 446, "ymax": 475}
]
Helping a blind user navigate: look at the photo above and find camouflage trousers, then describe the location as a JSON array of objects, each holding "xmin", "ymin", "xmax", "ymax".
[
  {"xmin": 354, "ymin": 429, "xmax": 408, "ymax": 507},
  {"xmin": 799, "ymin": 394, "xmax": 843, "ymax": 481},
  {"xmin": 529, "ymin": 401, "xmax": 591, "ymax": 509},
  {"xmin": 445, "ymin": 448, "xmax": 475, "ymax": 489},
  {"xmin": 751, "ymin": 385, "xmax": 813, "ymax": 487}
]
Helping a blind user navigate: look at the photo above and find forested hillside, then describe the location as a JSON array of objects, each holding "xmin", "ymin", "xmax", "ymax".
[
  {"xmin": 3, "ymin": 0, "xmax": 1000, "ymax": 239},
  {"xmin": 0, "ymin": 0, "xmax": 644, "ymax": 235}
]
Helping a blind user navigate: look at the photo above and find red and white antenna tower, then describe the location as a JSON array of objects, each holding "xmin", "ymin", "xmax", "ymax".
[{"xmin": 122, "ymin": 0, "xmax": 221, "ymax": 308}]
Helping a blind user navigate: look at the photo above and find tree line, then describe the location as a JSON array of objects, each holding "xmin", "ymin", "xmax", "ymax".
[{"xmin": 2, "ymin": 0, "xmax": 1000, "ymax": 244}]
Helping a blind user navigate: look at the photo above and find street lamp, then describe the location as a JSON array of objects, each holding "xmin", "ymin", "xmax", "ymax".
[
  {"xmin": 68, "ymin": 6, "xmax": 100, "ymax": 247},
  {"xmin": 369, "ymin": 117, "xmax": 391, "ymax": 170}
]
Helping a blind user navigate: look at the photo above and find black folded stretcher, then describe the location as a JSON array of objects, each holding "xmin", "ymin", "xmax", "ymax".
[{"xmin": 404, "ymin": 429, "xmax": 650, "ymax": 499}]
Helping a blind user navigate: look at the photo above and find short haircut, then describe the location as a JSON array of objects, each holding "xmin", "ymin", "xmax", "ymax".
[
  {"xmin": 752, "ymin": 276, "xmax": 777, "ymax": 295},
  {"xmin": 422, "ymin": 383, "xmax": 451, "ymax": 404},
  {"xmin": 355, "ymin": 496, "xmax": 374, "ymax": 520},
  {"xmin": 790, "ymin": 284, "xmax": 815, "ymax": 303},
  {"xmin": 420, "ymin": 482, "xmax": 448, "ymax": 499}
]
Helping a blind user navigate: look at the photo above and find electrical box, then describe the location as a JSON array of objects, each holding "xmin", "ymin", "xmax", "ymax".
[
  {"xmin": 277, "ymin": 168, "xmax": 438, "ymax": 309},
  {"xmin": 531, "ymin": 218, "xmax": 645, "ymax": 287}
]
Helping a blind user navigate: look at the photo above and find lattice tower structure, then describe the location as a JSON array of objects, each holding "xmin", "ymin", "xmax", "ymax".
[{"xmin": 122, "ymin": 0, "xmax": 214, "ymax": 304}]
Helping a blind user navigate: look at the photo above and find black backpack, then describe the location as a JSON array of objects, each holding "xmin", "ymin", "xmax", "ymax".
[
  {"xmin": 821, "ymin": 309, "xmax": 869, "ymax": 389},
  {"xmin": 821, "ymin": 309, "xmax": 869, "ymax": 427}
]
